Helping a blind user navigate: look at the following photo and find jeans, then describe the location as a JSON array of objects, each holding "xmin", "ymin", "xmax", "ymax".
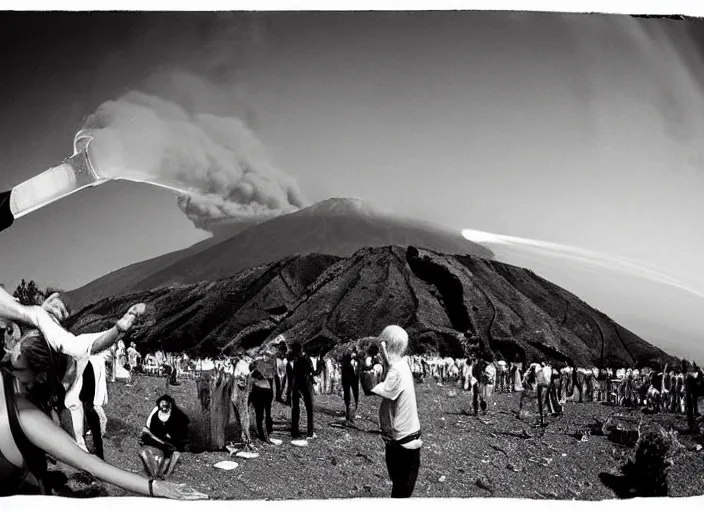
[{"xmin": 385, "ymin": 443, "xmax": 421, "ymax": 498}]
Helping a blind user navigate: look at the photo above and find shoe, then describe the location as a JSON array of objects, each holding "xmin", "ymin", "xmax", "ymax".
[{"xmin": 307, "ymin": 433, "xmax": 317, "ymax": 440}]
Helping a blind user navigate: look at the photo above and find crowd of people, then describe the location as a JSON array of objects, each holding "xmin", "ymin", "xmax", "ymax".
[
  {"xmin": 1, "ymin": 264, "xmax": 702, "ymax": 500},
  {"xmin": 0, "ymin": 280, "xmax": 424, "ymax": 499},
  {"xmin": 3, "ymin": 282, "xmax": 704, "ymax": 500}
]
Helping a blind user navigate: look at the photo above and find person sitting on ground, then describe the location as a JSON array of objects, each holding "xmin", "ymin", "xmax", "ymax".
[
  {"xmin": 368, "ymin": 325, "xmax": 422, "ymax": 499},
  {"xmin": 0, "ymin": 325, "xmax": 205, "ymax": 499},
  {"xmin": 139, "ymin": 395, "xmax": 190, "ymax": 480},
  {"xmin": 249, "ymin": 351, "xmax": 276, "ymax": 444}
]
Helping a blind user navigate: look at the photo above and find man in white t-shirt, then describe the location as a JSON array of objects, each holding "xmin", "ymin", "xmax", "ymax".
[{"xmin": 369, "ymin": 325, "xmax": 422, "ymax": 499}]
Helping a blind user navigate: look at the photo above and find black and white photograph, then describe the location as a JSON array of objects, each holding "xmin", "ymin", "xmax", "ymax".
[{"xmin": 2, "ymin": 3, "xmax": 704, "ymax": 504}]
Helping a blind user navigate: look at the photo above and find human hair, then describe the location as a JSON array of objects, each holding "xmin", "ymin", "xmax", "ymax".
[
  {"xmin": 19, "ymin": 329, "xmax": 67, "ymax": 413},
  {"xmin": 156, "ymin": 394, "xmax": 176, "ymax": 407},
  {"xmin": 379, "ymin": 325, "xmax": 408, "ymax": 357}
]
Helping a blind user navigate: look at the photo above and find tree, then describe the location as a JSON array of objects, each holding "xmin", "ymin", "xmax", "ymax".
[{"xmin": 13, "ymin": 279, "xmax": 48, "ymax": 306}]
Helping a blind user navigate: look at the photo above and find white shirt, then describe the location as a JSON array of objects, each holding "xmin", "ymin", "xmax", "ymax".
[
  {"xmin": 372, "ymin": 359, "xmax": 421, "ymax": 447},
  {"xmin": 27, "ymin": 306, "xmax": 105, "ymax": 407}
]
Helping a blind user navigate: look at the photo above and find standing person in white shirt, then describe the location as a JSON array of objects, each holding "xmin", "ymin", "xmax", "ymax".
[
  {"xmin": 369, "ymin": 325, "xmax": 422, "ymax": 499},
  {"xmin": 127, "ymin": 342, "xmax": 141, "ymax": 373}
]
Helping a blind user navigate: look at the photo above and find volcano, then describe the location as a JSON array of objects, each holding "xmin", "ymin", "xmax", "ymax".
[
  {"xmin": 65, "ymin": 198, "xmax": 492, "ymax": 309},
  {"xmin": 65, "ymin": 245, "xmax": 676, "ymax": 368}
]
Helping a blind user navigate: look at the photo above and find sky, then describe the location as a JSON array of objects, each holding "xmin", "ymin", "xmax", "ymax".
[{"xmin": 1, "ymin": 11, "xmax": 704, "ymax": 358}]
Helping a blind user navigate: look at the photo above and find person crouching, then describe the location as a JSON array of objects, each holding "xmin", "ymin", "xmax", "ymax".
[{"xmin": 139, "ymin": 395, "xmax": 190, "ymax": 479}]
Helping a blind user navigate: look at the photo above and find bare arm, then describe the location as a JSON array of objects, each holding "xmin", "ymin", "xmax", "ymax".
[
  {"xmin": 0, "ymin": 286, "xmax": 34, "ymax": 325},
  {"xmin": 90, "ymin": 327, "xmax": 123, "ymax": 355},
  {"xmin": 18, "ymin": 400, "xmax": 206, "ymax": 499},
  {"xmin": 18, "ymin": 401, "xmax": 152, "ymax": 496}
]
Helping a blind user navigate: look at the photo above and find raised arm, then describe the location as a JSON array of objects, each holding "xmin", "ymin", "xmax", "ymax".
[
  {"xmin": 34, "ymin": 300, "xmax": 145, "ymax": 358},
  {"xmin": 0, "ymin": 286, "xmax": 34, "ymax": 326},
  {"xmin": 17, "ymin": 399, "xmax": 206, "ymax": 500}
]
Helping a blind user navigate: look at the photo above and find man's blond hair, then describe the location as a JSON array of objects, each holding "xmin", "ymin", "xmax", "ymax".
[{"xmin": 379, "ymin": 325, "xmax": 409, "ymax": 356}]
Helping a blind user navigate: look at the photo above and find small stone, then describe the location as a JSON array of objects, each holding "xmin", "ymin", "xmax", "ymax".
[
  {"xmin": 439, "ymin": 475, "xmax": 447, "ymax": 483},
  {"xmin": 476, "ymin": 476, "xmax": 494, "ymax": 493}
]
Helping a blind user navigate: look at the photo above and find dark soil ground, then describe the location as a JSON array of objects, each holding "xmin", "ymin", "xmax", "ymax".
[{"xmin": 52, "ymin": 376, "xmax": 704, "ymax": 500}]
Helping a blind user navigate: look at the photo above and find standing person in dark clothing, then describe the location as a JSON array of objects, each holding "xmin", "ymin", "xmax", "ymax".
[
  {"xmin": 288, "ymin": 342, "xmax": 318, "ymax": 440},
  {"xmin": 249, "ymin": 353, "xmax": 276, "ymax": 444},
  {"xmin": 78, "ymin": 359, "xmax": 105, "ymax": 460},
  {"xmin": 469, "ymin": 353, "xmax": 487, "ymax": 415},
  {"xmin": 340, "ymin": 348, "xmax": 361, "ymax": 427}
]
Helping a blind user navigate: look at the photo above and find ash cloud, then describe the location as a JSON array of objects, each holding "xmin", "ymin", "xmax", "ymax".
[{"xmin": 78, "ymin": 14, "xmax": 308, "ymax": 233}]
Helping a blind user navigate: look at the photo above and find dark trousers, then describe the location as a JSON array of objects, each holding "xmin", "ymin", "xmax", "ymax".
[
  {"xmin": 385, "ymin": 443, "xmax": 421, "ymax": 498},
  {"xmin": 472, "ymin": 384, "xmax": 486, "ymax": 414},
  {"xmin": 342, "ymin": 370, "xmax": 359, "ymax": 423},
  {"xmin": 686, "ymin": 384, "xmax": 699, "ymax": 431},
  {"xmin": 250, "ymin": 385, "xmax": 274, "ymax": 441},
  {"xmin": 546, "ymin": 382, "xmax": 562, "ymax": 415},
  {"xmin": 285, "ymin": 367, "xmax": 294, "ymax": 405},
  {"xmin": 291, "ymin": 382, "xmax": 314, "ymax": 437},
  {"xmin": 79, "ymin": 361, "xmax": 104, "ymax": 460}
]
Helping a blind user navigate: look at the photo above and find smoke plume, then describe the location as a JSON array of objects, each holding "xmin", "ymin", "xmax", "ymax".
[{"xmin": 80, "ymin": 75, "xmax": 307, "ymax": 233}]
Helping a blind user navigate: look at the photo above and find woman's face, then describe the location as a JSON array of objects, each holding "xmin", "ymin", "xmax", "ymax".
[
  {"xmin": 2, "ymin": 341, "xmax": 37, "ymax": 388},
  {"xmin": 158, "ymin": 400, "xmax": 171, "ymax": 412}
]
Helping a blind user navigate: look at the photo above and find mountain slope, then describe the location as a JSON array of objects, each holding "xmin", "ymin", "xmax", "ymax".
[
  {"xmin": 65, "ymin": 246, "xmax": 675, "ymax": 368},
  {"xmin": 65, "ymin": 198, "xmax": 492, "ymax": 309},
  {"xmin": 64, "ymin": 221, "xmax": 257, "ymax": 311}
]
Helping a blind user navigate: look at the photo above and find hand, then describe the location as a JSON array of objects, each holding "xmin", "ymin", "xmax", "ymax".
[
  {"xmin": 153, "ymin": 480, "xmax": 208, "ymax": 500},
  {"xmin": 41, "ymin": 292, "xmax": 69, "ymax": 324},
  {"xmin": 116, "ymin": 303, "xmax": 146, "ymax": 333}
]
